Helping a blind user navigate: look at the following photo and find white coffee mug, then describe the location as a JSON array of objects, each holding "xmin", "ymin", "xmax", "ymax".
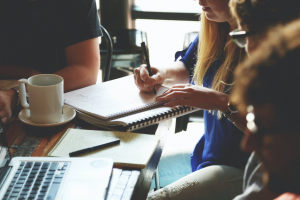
[{"xmin": 19, "ymin": 74, "xmax": 64, "ymax": 124}]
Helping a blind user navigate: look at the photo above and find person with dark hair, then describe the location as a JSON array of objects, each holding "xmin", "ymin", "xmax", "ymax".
[
  {"xmin": 229, "ymin": 0, "xmax": 300, "ymax": 54},
  {"xmin": 231, "ymin": 19, "xmax": 300, "ymax": 200},
  {"xmin": 0, "ymin": 0, "xmax": 101, "ymax": 124},
  {"xmin": 228, "ymin": 0, "xmax": 300, "ymax": 199}
]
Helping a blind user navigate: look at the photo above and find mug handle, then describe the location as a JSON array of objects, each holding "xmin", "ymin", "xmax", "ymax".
[{"xmin": 18, "ymin": 79, "xmax": 29, "ymax": 109}]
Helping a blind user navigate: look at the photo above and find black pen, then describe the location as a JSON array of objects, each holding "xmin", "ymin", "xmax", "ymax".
[
  {"xmin": 69, "ymin": 139, "xmax": 120, "ymax": 157},
  {"xmin": 141, "ymin": 42, "xmax": 156, "ymax": 95}
]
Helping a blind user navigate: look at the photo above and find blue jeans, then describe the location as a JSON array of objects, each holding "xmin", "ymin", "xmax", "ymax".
[
  {"xmin": 149, "ymin": 124, "xmax": 244, "ymax": 199},
  {"xmin": 151, "ymin": 123, "xmax": 203, "ymax": 190},
  {"xmin": 149, "ymin": 165, "xmax": 244, "ymax": 200}
]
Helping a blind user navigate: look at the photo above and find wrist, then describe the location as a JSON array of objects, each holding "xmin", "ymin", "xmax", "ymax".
[
  {"xmin": 218, "ymin": 93, "xmax": 230, "ymax": 113},
  {"xmin": 160, "ymin": 68, "xmax": 167, "ymax": 83},
  {"xmin": 7, "ymin": 88, "xmax": 17, "ymax": 99},
  {"xmin": 223, "ymin": 101, "xmax": 238, "ymax": 118},
  {"xmin": 10, "ymin": 87, "xmax": 22, "ymax": 111}
]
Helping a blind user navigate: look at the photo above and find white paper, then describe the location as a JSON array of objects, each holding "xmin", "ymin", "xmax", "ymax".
[{"xmin": 64, "ymin": 75, "xmax": 168, "ymax": 119}]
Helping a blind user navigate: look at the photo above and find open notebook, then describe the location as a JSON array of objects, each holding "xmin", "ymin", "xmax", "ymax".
[
  {"xmin": 48, "ymin": 129, "xmax": 159, "ymax": 168},
  {"xmin": 64, "ymin": 75, "xmax": 200, "ymax": 131}
]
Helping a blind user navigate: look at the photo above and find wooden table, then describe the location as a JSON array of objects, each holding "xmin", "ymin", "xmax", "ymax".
[{"xmin": 5, "ymin": 116, "xmax": 175, "ymax": 200}]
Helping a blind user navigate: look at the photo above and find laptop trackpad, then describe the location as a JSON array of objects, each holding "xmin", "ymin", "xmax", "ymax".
[{"xmin": 62, "ymin": 180, "xmax": 106, "ymax": 200}]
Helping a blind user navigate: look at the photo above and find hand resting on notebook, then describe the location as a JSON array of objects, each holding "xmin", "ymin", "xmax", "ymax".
[{"xmin": 155, "ymin": 84, "xmax": 230, "ymax": 113}]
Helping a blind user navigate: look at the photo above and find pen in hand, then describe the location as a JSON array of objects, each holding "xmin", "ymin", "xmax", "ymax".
[
  {"xmin": 69, "ymin": 139, "xmax": 121, "ymax": 157},
  {"xmin": 141, "ymin": 42, "xmax": 156, "ymax": 95}
]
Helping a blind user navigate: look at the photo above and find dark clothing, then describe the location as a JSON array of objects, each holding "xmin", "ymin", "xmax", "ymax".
[
  {"xmin": 0, "ymin": 0, "xmax": 102, "ymax": 74},
  {"xmin": 175, "ymin": 35, "xmax": 249, "ymax": 172}
]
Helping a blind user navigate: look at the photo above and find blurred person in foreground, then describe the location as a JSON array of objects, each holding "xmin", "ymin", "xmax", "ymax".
[{"xmin": 231, "ymin": 19, "xmax": 300, "ymax": 200}]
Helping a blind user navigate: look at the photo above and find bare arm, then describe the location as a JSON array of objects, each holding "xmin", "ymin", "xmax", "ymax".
[
  {"xmin": 0, "ymin": 64, "xmax": 40, "ymax": 79},
  {"xmin": 162, "ymin": 61, "xmax": 191, "ymax": 87},
  {"xmin": 156, "ymin": 84, "xmax": 247, "ymax": 133},
  {"xmin": 55, "ymin": 37, "xmax": 100, "ymax": 92},
  {"xmin": 0, "ymin": 37, "xmax": 100, "ymax": 123},
  {"xmin": 0, "ymin": 37, "xmax": 99, "ymax": 92}
]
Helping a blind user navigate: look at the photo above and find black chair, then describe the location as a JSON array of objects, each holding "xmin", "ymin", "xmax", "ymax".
[
  {"xmin": 100, "ymin": 29, "xmax": 148, "ymax": 80},
  {"xmin": 100, "ymin": 25, "xmax": 113, "ymax": 82},
  {"xmin": 183, "ymin": 31, "xmax": 198, "ymax": 49}
]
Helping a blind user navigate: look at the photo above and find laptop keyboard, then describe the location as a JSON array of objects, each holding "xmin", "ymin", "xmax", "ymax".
[
  {"xmin": 3, "ymin": 161, "xmax": 68, "ymax": 200},
  {"xmin": 107, "ymin": 169, "xmax": 140, "ymax": 200}
]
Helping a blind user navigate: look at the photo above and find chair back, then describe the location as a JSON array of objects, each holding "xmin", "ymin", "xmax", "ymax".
[
  {"xmin": 183, "ymin": 32, "xmax": 198, "ymax": 49},
  {"xmin": 100, "ymin": 29, "xmax": 148, "ymax": 80},
  {"xmin": 100, "ymin": 25, "xmax": 113, "ymax": 82}
]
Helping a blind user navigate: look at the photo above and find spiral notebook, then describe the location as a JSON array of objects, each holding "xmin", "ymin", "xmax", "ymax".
[{"xmin": 64, "ymin": 75, "xmax": 200, "ymax": 131}]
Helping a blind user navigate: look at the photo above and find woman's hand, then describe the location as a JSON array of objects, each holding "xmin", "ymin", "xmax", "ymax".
[
  {"xmin": 134, "ymin": 64, "xmax": 166, "ymax": 93},
  {"xmin": 156, "ymin": 84, "xmax": 228, "ymax": 111}
]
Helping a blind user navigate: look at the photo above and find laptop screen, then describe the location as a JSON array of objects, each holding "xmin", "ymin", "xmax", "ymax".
[{"xmin": 0, "ymin": 120, "xmax": 11, "ymax": 170}]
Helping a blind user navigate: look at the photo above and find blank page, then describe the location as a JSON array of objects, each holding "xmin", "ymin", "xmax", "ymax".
[
  {"xmin": 64, "ymin": 75, "xmax": 168, "ymax": 119},
  {"xmin": 48, "ymin": 129, "xmax": 160, "ymax": 168}
]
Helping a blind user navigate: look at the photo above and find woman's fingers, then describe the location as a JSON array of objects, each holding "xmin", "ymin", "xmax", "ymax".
[
  {"xmin": 134, "ymin": 70, "xmax": 145, "ymax": 91},
  {"xmin": 139, "ymin": 64, "xmax": 150, "ymax": 82},
  {"xmin": 135, "ymin": 64, "xmax": 165, "ymax": 93},
  {"xmin": 134, "ymin": 66, "xmax": 152, "ymax": 92},
  {"xmin": 162, "ymin": 84, "xmax": 194, "ymax": 94},
  {"xmin": 162, "ymin": 85, "xmax": 185, "ymax": 94},
  {"xmin": 156, "ymin": 91, "xmax": 188, "ymax": 102},
  {"xmin": 147, "ymin": 74, "xmax": 163, "ymax": 87},
  {"xmin": 170, "ymin": 84, "xmax": 192, "ymax": 88},
  {"xmin": 140, "ymin": 65, "xmax": 163, "ymax": 87},
  {"xmin": 161, "ymin": 87, "xmax": 192, "ymax": 97}
]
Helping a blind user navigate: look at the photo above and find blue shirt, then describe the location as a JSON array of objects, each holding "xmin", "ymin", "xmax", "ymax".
[{"xmin": 175, "ymin": 35, "xmax": 249, "ymax": 172}]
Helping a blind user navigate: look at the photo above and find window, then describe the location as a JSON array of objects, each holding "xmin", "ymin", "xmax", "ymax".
[
  {"xmin": 133, "ymin": 0, "xmax": 200, "ymax": 21},
  {"xmin": 135, "ymin": 0, "xmax": 200, "ymax": 13},
  {"xmin": 135, "ymin": 0, "xmax": 200, "ymax": 66}
]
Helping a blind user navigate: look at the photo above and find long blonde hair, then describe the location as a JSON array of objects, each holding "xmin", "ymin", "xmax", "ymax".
[{"xmin": 193, "ymin": 12, "xmax": 244, "ymax": 117}]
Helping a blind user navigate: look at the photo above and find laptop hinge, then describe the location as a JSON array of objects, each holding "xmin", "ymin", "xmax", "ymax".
[{"xmin": 0, "ymin": 166, "xmax": 12, "ymax": 190}]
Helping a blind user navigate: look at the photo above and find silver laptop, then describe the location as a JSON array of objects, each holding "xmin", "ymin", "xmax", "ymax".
[{"xmin": 0, "ymin": 122, "xmax": 113, "ymax": 200}]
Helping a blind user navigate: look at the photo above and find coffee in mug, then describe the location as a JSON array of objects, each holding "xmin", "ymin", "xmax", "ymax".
[{"xmin": 19, "ymin": 74, "xmax": 64, "ymax": 124}]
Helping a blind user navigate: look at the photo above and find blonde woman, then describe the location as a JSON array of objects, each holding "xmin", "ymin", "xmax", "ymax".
[{"xmin": 134, "ymin": 0, "xmax": 249, "ymax": 199}]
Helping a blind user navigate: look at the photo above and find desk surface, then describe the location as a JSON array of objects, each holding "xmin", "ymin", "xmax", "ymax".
[{"xmin": 5, "ymin": 116, "xmax": 175, "ymax": 200}]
